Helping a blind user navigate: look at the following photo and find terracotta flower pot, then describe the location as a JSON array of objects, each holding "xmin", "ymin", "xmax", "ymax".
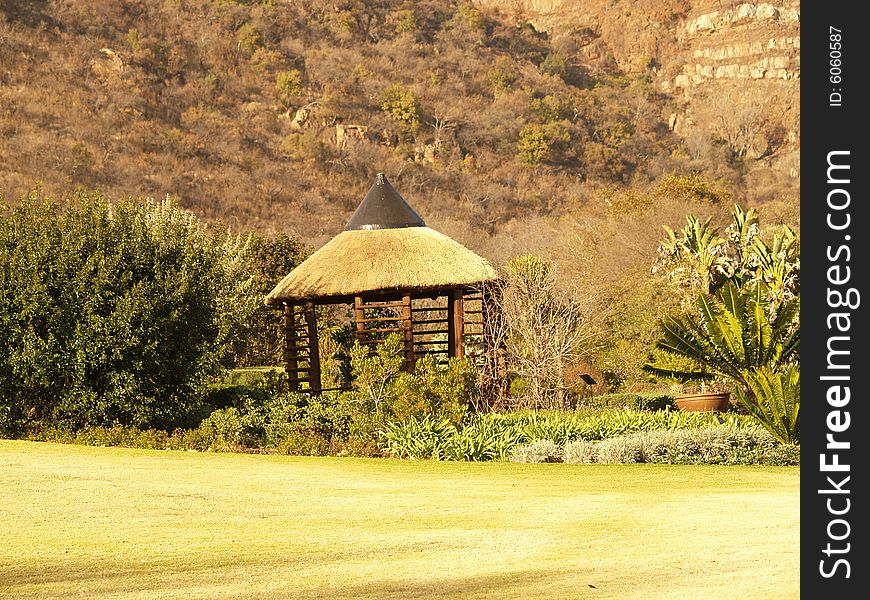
[{"xmin": 674, "ymin": 392, "xmax": 731, "ymax": 412}]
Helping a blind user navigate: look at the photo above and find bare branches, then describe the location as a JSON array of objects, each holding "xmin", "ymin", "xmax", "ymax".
[{"xmin": 482, "ymin": 255, "xmax": 605, "ymax": 410}]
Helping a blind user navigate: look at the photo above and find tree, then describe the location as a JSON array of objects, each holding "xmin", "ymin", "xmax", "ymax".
[
  {"xmin": 230, "ymin": 232, "xmax": 309, "ymax": 367},
  {"xmin": 381, "ymin": 84, "xmax": 420, "ymax": 134},
  {"xmin": 490, "ymin": 255, "xmax": 603, "ymax": 409},
  {"xmin": 653, "ymin": 204, "xmax": 800, "ymax": 311},
  {"xmin": 276, "ymin": 70, "xmax": 304, "ymax": 109},
  {"xmin": 517, "ymin": 122, "xmax": 570, "ymax": 166}
]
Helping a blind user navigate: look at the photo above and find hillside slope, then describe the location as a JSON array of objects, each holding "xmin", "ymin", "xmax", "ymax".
[{"xmin": 1, "ymin": 0, "xmax": 797, "ymax": 244}]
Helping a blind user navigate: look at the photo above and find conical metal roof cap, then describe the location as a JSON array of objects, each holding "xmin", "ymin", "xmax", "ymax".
[{"xmin": 344, "ymin": 173, "xmax": 426, "ymax": 231}]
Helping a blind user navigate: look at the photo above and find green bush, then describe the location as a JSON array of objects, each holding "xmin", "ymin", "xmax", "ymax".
[
  {"xmin": 381, "ymin": 409, "xmax": 760, "ymax": 462},
  {"xmin": 516, "ymin": 122, "xmax": 570, "ymax": 166},
  {"xmin": 445, "ymin": 415, "xmax": 523, "ymax": 461},
  {"xmin": 655, "ymin": 174, "xmax": 732, "ymax": 205},
  {"xmin": 381, "ymin": 84, "xmax": 420, "ymax": 134},
  {"xmin": 276, "ymin": 70, "xmax": 303, "ymax": 107},
  {"xmin": 346, "ymin": 334, "xmax": 476, "ymax": 422},
  {"xmin": 0, "ymin": 192, "xmax": 250, "ymax": 431},
  {"xmin": 486, "ymin": 57, "xmax": 519, "ymax": 95},
  {"xmin": 381, "ymin": 415, "xmax": 456, "ymax": 460},
  {"xmin": 391, "ymin": 355, "xmax": 474, "ymax": 424},
  {"xmin": 236, "ymin": 23, "xmax": 264, "ymax": 57},
  {"xmin": 447, "ymin": 2, "xmax": 484, "ymax": 32},
  {"xmin": 198, "ymin": 407, "xmax": 250, "ymax": 451}
]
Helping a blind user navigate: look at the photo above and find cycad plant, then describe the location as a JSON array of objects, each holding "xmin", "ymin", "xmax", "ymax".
[
  {"xmin": 733, "ymin": 364, "xmax": 800, "ymax": 444},
  {"xmin": 645, "ymin": 281, "xmax": 800, "ymax": 443}
]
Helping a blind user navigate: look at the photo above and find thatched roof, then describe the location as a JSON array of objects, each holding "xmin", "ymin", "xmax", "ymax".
[{"xmin": 265, "ymin": 174, "xmax": 498, "ymax": 305}]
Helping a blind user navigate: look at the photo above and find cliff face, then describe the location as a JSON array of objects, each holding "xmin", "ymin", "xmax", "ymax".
[{"xmin": 478, "ymin": 0, "xmax": 800, "ymax": 182}]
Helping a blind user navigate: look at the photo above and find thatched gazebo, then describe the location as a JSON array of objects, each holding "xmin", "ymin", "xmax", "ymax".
[{"xmin": 265, "ymin": 173, "xmax": 500, "ymax": 393}]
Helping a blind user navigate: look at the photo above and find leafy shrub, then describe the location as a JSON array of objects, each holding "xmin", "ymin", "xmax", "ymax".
[
  {"xmin": 347, "ymin": 335, "xmax": 476, "ymax": 422},
  {"xmin": 236, "ymin": 23, "xmax": 264, "ymax": 57},
  {"xmin": 733, "ymin": 364, "xmax": 800, "ymax": 445},
  {"xmin": 391, "ymin": 355, "xmax": 475, "ymax": 424},
  {"xmin": 381, "ymin": 415, "xmax": 456, "ymax": 460},
  {"xmin": 562, "ymin": 440, "xmax": 598, "ymax": 464},
  {"xmin": 516, "ymin": 123, "xmax": 570, "ymax": 166},
  {"xmin": 492, "ymin": 409, "xmax": 755, "ymax": 443},
  {"xmin": 515, "ymin": 413, "xmax": 585, "ymax": 445},
  {"xmin": 486, "ymin": 57, "xmax": 519, "ymax": 95},
  {"xmin": 447, "ymin": 2, "xmax": 484, "ymax": 32},
  {"xmin": 197, "ymin": 407, "xmax": 250, "ymax": 451},
  {"xmin": 380, "ymin": 409, "xmax": 759, "ymax": 462},
  {"xmin": 530, "ymin": 94, "xmax": 568, "ymax": 123},
  {"xmin": 276, "ymin": 70, "xmax": 304, "ymax": 107},
  {"xmin": 509, "ymin": 440, "xmax": 562, "ymax": 463},
  {"xmin": 348, "ymin": 336, "xmax": 405, "ymax": 414},
  {"xmin": 445, "ymin": 414, "xmax": 523, "ymax": 461},
  {"xmin": 0, "ymin": 193, "xmax": 250, "ymax": 431},
  {"xmin": 381, "ymin": 84, "xmax": 420, "ymax": 134},
  {"xmin": 655, "ymin": 174, "xmax": 732, "ymax": 205},
  {"xmin": 392, "ymin": 9, "xmax": 418, "ymax": 35}
]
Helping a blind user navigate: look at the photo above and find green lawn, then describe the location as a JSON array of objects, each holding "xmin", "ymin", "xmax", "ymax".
[{"xmin": 0, "ymin": 440, "xmax": 799, "ymax": 599}]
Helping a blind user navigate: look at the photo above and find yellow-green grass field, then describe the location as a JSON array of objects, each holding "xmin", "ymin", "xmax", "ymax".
[{"xmin": 0, "ymin": 440, "xmax": 799, "ymax": 599}]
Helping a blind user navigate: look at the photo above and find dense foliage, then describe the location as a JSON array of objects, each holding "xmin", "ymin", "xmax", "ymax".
[
  {"xmin": 0, "ymin": 192, "xmax": 304, "ymax": 433},
  {"xmin": 381, "ymin": 409, "xmax": 758, "ymax": 461}
]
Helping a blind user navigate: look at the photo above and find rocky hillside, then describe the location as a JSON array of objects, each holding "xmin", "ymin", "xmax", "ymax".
[
  {"xmin": 479, "ymin": 0, "xmax": 800, "ymax": 185},
  {"xmin": 1, "ymin": 0, "xmax": 798, "ymax": 244}
]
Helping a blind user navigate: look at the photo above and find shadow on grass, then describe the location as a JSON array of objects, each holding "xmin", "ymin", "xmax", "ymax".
[{"xmin": 0, "ymin": 558, "xmax": 604, "ymax": 599}]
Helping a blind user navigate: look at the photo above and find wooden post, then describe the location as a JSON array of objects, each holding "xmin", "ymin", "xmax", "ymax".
[
  {"xmin": 354, "ymin": 296, "xmax": 366, "ymax": 344},
  {"xmin": 447, "ymin": 290, "xmax": 465, "ymax": 358},
  {"xmin": 304, "ymin": 301, "xmax": 321, "ymax": 394},
  {"xmin": 283, "ymin": 304, "xmax": 299, "ymax": 392},
  {"xmin": 402, "ymin": 294, "xmax": 415, "ymax": 371}
]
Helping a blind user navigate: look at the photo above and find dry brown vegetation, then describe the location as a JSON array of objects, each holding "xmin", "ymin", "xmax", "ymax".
[{"xmin": 0, "ymin": 0, "xmax": 799, "ymax": 391}]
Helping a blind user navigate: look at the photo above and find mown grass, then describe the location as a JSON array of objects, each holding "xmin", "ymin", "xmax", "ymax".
[{"xmin": 0, "ymin": 440, "xmax": 798, "ymax": 599}]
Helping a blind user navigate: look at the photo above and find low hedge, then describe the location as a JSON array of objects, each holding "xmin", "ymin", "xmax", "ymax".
[
  {"xmin": 513, "ymin": 427, "xmax": 799, "ymax": 466},
  {"xmin": 577, "ymin": 392, "xmax": 676, "ymax": 411},
  {"xmin": 380, "ymin": 409, "xmax": 761, "ymax": 461}
]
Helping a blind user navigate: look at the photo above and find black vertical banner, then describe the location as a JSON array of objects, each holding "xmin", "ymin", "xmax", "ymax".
[{"xmin": 802, "ymin": 3, "xmax": 867, "ymax": 596}]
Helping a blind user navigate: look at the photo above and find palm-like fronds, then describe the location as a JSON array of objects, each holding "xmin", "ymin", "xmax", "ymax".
[
  {"xmin": 733, "ymin": 364, "xmax": 800, "ymax": 444},
  {"xmin": 645, "ymin": 281, "xmax": 799, "ymax": 388},
  {"xmin": 645, "ymin": 281, "xmax": 800, "ymax": 443}
]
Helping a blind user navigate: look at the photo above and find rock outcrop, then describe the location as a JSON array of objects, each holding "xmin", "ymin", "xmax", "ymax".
[{"xmin": 478, "ymin": 0, "xmax": 800, "ymax": 180}]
